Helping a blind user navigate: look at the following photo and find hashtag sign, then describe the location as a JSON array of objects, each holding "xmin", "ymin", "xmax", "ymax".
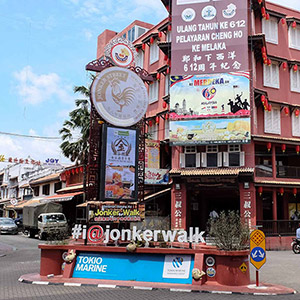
[{"xmin": 72, "ymin": 224, "xmax": 82, "ymax": 239}]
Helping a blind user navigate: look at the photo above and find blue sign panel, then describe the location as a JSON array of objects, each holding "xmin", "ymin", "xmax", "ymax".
[
  {"xmin": 250, "ymin": 247, "xmax": 266, "ymax": 262},
  {"xmin": 72, "ymin": 252, "xmax": 194, "ymax": 284}
]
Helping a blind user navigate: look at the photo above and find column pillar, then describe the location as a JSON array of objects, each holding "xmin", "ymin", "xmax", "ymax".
[
  {"xmin": 272, "ymin": 144, "xmax": 276, "ymax": 179},
  {"xmin": 171, "ymin": 182, "xmax": 186, "ymax": 230},
  {"xmin": 272, "ymin": 189, "xmax": 277, "ymax": 220}
]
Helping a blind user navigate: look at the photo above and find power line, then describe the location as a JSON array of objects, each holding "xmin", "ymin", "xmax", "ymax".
[{"xmin": 0, "ymin": 131, "xmax": 61, "ymax": 140}]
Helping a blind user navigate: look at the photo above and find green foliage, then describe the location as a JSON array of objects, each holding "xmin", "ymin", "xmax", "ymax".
[
  {"xmin": 208, "ymin": 210, "xmax": 250, "ymax": 251},
  {"xmin": 59, "ymin": 84, "xmax": 91, "ymax": 165}
]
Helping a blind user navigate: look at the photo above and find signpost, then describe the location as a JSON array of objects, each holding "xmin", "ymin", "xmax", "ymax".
[{"xmin": 250, "ymin": 229, "xmax": 266, "ymax": 286}]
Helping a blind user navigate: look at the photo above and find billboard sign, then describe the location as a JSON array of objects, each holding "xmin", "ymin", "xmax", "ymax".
[
  {"xmin": 170, "ymin": 72, "xmax": 250, "ymax": 120},
  {"xmin": 145, "ymin": 168, "xmax": 170, "ymax": 185},
  {"xmin": 169, "ymin": 118, "xmax": 251, "ymax": 145},
  {"xmin": 100, "ymin": 125, "xmax": 138, "ymax": 201},
  {"xmin": 171, "ymin": 0, "xmax": 248, "ymax": 75},
  {"xmin": 145, "ymin": 139, "xmax": 160, "ymax": 169},
  {"xmin": 91, "ymin": 67, "xmax": 148, "ymax": 127}
]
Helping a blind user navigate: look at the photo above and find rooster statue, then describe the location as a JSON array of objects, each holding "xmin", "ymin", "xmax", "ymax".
[{"xmin": 110, "ymin": 79, "xmax": 135, "ymax": 112}]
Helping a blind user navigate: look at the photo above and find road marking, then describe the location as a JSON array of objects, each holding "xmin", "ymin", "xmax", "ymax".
[
  {"xmin": 133, "ymin": 286, "xmax": 153, "ymax": 290},
  {"xmin": 64, "ymin": 283, "xmax": 81, "ymax": 287},
  {"xmin": 97, "ymin": 284, "xmax": 116, "ymax": 288},
  {"xmin": 170, "ymin": 289, "xmax": 191, "ymax": 292},
  {"xmin": 32, "ymin": 281, "xmax": 49, "ymax": 285}
]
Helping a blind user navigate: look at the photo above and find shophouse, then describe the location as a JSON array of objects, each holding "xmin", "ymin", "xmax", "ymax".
[{"xmin": 95, "ymin": 1, "xmax": 300, "ymax": 248}]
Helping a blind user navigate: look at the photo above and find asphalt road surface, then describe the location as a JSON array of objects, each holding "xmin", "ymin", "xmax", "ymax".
[{"xmin": 0, "ymin": 233, "xmax": 299, "ymax": 300}]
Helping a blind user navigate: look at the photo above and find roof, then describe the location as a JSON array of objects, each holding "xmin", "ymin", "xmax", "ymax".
[
  {"xmin": 143, "ymin": 188, "xmax": 171, "ymax": 201},
  {"xmin": 30, "ymin": 173, "xmax": 61, "ymax": 186},
  {"xmin": 252, "ymin": 134, "xmax": 300, "ymax": 144},
  {"xmin": 41, "ymin": 192, "xmax": 83, "ymax": 203},
  {"xmin": 56, "ymin": 184, "xmax": 83, "ymax": 193},
  {"xmin": 169, "ymin": 168, "xmax": 254, "ymax": 177},
  {"xmin": 5, "ymin": 197, "xmax": 44, "ymax": 209},
  {"xmin": 255, "ymin": 180, "xmax": 300, "ymax": 187},
  {"xmin": 19, "ymin": 183, "xmax": 30, "ymax": 188}
]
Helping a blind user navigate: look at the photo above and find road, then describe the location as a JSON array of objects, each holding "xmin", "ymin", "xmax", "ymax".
[{"xmin": 0, "ymin": 233, "xmax": 299, "ymax": 300}]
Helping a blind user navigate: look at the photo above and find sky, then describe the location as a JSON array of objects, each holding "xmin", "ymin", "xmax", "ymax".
[{"xmin": 0, "ymin": 0, "xmax": 299, "ymax": 169}]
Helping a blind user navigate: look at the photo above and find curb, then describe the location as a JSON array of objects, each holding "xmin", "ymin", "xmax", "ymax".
[{"xmin": 18, "ymin": 278, "xmax": 297, "ymax": 296}]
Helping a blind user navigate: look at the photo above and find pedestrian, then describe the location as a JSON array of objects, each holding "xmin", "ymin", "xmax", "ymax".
[{"xmin": 296, "ymin": 223, "xmax": 300, "ymax": 240}]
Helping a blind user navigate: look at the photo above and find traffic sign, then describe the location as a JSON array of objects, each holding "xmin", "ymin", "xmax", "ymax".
[
  {"xmin": 239, "ymin": 262, "xmax": 247, "ymax": 273},
  {"xmin": 250, "ymin": 229, "xmax": 266, "ymax": 270}
]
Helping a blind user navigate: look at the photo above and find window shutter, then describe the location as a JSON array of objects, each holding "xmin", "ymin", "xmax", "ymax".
[
  {"xmin": 240, "ymin": 152, "xmax": 245, "ymax": 167},
  {"xmin": 272, "ymin": 64, "xmax": 279, "ymax": 88},
  {"xmin": 196, "ymin": 153, "xmax": 201, "ymax": 168},
  {"xmin": 264, "ymin": 110, "xmax": 272, "ymax": 133},
  {"xmin": 292, "ymin": 114, "xmax": 300, "ymax": 136},
  {"xmin": 201, "ymin": 153, "xmax": 207, "ymax": 168},
  {"xmin": 217, "ymin": 152, "xmax": 222, "ymax": 167},
  {"xmin": 273, "ymin": 108, "xmax": 281, "ymax": 134},
  {"xmin": 263, "ymin": 65, "xmax": 271, "ymax": 86},
  {"xmin": 180, "ymin": 153, "xmax": 185, "ymax": 168},
  {"xmin": 223, "ymin": 152, "xmax": 229, "ymax": 167},
  {"xmin": 291, "ymin": 70, "xmax": 297, "ymax": 91}
]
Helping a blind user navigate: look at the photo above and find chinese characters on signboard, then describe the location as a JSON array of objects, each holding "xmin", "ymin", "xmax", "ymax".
[
  {"xmin": 101, "ymin": 126, "xmax": 138, "ymax": 201},
  {"xmin": 174, "ymin": 191, "xmax": 183, "ymax": 229},
  {"xmin": 171, "ymin": 0, "xmax": 248, "ymax": 75},
  {"xmin": 170, "ymin": 72, "xmax": 250, "ymax": 120},
  {"xmin": 242, "ymin": 191, "xmax": 253, "ymax": 228},
  {"xmin": 145, "ymin": 140, "xmax": 160, "ymax": 169}
]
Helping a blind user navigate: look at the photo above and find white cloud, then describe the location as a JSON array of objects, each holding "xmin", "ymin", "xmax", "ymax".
[
  {"xmin": 14, "ymin": 66, "xmax": 73, "ymax": 105},
  {"xmin": 83, "ymin": 29, "xmax": 93, "ymax": 41}
]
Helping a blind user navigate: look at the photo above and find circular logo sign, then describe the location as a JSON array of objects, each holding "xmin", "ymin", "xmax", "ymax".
[
  {"xmin": 111, "ymin": 43, "xmax": 134, "ymax": 67},
  {"xmin": 181, "ymin": 8, "xmax": 196, "ymax": 22},
  {"xmin": 202, "ymin": 5, "xmax": 217, "ymax": 21},
  {"xmin": 91, "ymin": 67, "xmax": 149, "ymax": 127},
  {"xmin": 206, "ymin": 267, "xmax": 216, "ymax": 277},
  {"xmin": 10, "ymin": 199, "xmax": 18, "ymax": 206},
  {"xmin": 205, "ymin": 256, "xmax": 215, "ymax": 267}
]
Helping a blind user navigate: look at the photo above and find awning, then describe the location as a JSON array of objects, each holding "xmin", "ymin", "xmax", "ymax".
[
  {"xmin": 143, "ymin": 188, "xmax": 171, "ymax": 201},
  {"xmin": 56, "ymin": 184, "xmax": 83, "ymax": 193},
  {"xmin": 42, "ymin": 192, "xmax": 83, "ymax": 203},
  {"xmin": 5, "ymin": 197, "xmax": 44, "ymax": 209}
]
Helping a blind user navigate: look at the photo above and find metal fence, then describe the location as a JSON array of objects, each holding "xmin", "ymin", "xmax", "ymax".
[{"xmin": 256, "ymin": 220, "xmax": 299, "ymax": 236}]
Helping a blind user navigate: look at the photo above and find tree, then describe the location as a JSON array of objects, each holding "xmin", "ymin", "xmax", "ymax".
[{"xmin": 59, "ymin": 85, "xmax": 90, "ymax": 165}]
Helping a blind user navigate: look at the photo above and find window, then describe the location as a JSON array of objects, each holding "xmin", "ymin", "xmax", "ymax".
[
  {"xmin": 165, "ymin": 74, "xmax": 170, "ymax": 96},
  {"xmin": 149, "ymin": 81, "xmax": 159, "ymax": 104},
  {"xmin": 135, "ymin": 50, "xmax": 144, "ymax": 68},
  {"xmin": 54, "ymin": 182, "xmax": 62, "ymax": 193},
  {"xmin": 33, "ymin": 186, "xmax": 39, "ymax": 197},
  {"xmin": 127, "ymin": 26, "xmax": 135, "ymax": 42},
  {"xmin": 149, "ymin": 42, "xmax": 159, "ymax": 64},
  {"xmin": 290, "ymin": 69, "xmax": 300, "ymax": 92},
  {"xmin": 166, "ymin": 31, "xmax": 172, "ymax": 42},
  {"xmin": 263, "ymin": 63, "xmax": 279, "ymax": 88},
  {"xmin": 180, "ymin": 146, "xmax": 200, "ymax": 168},
  {"xmin": 289, "ymin": 26, "xmax": 300, "ymax": 50},
  {"xmin": 223, "ymin": 145, "xmax": 245, "ymax": 167},
  {"xmin": 42, "ymin": 184, "xmax": 50, "ymax": 196},
  {"xmin": 262, "ymin": 17, "xmax": 278, "ymax": 44},
  {"xmin": 292, "ymin": 113, "xmax": 300, "ymax": 137},
  {"xmin": 137, "ymin": 26, "xmax": 147, "ymax": 38},
  {"xmin": 148, "ymin": 123, "xmax": 158, "ymax": 140},
  {"xmin": 264, "ymin": 106, "xmax": 281, "ymax": 134},
  {"xmin": 201, "ymin": 146, "xmax": 222, "ymax": 168},
  {"xmin": 164, "ymin": 119, "xmax": 169, "ymax": 139}
]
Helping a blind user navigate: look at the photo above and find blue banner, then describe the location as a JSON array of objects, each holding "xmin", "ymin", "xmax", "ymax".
[{"xmin": 72, "ymin": 252, "xmax": 194, "ymax": 284}]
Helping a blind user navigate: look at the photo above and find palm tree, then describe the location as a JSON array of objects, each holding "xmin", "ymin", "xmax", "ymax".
[
  {"xmin": 59, "ymin": 85, "xmax": 91, "ymax": 205},
  {"xmin": 59, "ymin": 85, "xmax": 90, "ymax": 165}
]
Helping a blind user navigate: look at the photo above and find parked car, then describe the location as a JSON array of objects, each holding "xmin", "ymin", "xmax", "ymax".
[{"xmin": 0, "ymin": 217, "xmax": 18, "ymax": 235}]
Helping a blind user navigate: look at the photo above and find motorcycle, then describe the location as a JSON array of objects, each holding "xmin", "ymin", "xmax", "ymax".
[{"xmin": 291, "ymin": 238, "xmax": 300, "ymax": 254}]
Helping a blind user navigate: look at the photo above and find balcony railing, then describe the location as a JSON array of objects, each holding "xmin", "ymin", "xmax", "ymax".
[
  {"xmin": 277, "ymin": 165, "xmax": 300, "ymax": 178},
  {"xmin": 256, "ymin": 220, "xmax": 299, "ymax": 236},
  {"xmin": 255, "ymin": 164, "xmax": 272, "ymax": 177}
]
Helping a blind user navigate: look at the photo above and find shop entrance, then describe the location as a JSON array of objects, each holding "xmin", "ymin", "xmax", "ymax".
[{"xmin": 187, "ymin": 184, "xmax": 240, "ymax": 231}]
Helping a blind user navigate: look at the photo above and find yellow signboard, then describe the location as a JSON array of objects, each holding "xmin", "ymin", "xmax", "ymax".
[
  {"xmin": 239, "ymin": 262, "xmax": 247, "ymax": 273},
  {"xmin": 250, "ymin": 229, "xmax": 266, "ymax": 270}
]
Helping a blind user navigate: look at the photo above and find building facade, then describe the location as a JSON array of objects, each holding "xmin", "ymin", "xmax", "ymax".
[{"xmin": 95, "ymin": 1, "xmax": 300, "ymax": 248}]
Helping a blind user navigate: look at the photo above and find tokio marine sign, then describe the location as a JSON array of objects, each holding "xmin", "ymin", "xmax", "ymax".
[{"xmin": 91, "ymin": 67, "xmax": 149, "ymax": 127}]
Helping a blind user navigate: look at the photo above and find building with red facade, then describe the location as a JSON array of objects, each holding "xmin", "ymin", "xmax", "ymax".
[{"xmin": 96, "ymin": 1, "xmax": 300, "ymax": 249}]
